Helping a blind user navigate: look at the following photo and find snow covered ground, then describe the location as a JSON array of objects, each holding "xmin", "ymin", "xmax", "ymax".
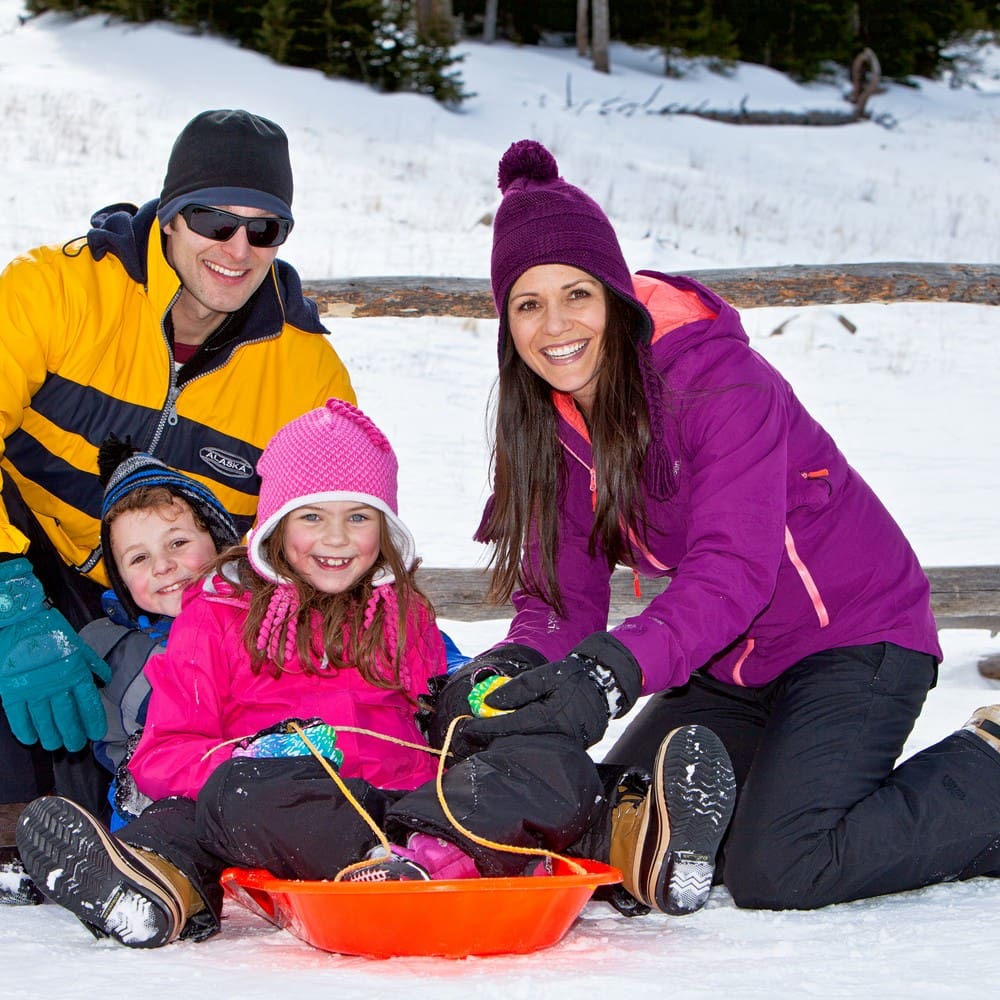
[{"xmin": 1, "ymin": 2, "xmax": 999, "ymax": 995}]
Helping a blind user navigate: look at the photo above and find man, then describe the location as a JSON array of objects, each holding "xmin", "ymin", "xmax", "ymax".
[{"xmin": 0, "ymin": 109, "xmax": 356, "ymax": 894}]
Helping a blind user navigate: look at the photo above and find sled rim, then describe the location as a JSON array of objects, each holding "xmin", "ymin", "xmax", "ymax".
[{"xmin": 221, "ymin": 858, "xmax": 621, "ymax": 958}]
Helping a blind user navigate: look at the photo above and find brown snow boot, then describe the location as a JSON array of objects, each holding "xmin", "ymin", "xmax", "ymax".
[
  {"xmin": 16, "ymin": 796, "xmax": 202, "ymax": 947},
  {"xmin": 609, "ymin": 725, "xmax": 736, "ymax": 915},
  {"xmin": 963, "ymin": 705, "xmax": 1000, "ymax": 755}
]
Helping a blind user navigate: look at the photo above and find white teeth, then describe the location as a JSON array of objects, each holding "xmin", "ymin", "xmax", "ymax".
[
  {"xmin": 316, "ymin": 556, "xmax": 350, "ymax": 568},
  {"xmin": 205, "ymin": 261, "xmax": 245, "ymax": 277},
  {"xmin": 544, "ymin": 341, "xmax": 585, "ymax": 359}
]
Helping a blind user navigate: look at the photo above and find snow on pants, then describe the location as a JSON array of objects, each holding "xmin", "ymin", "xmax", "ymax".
[
  {"xmin": 603, "ymin": 642, "xmax": 1000, "ymax": 909},
  {"xmin": 119, "ymin": 759, "xmax": 406, "ymax": 933},
  {"xmin": 120, "ymin": 734, "xmax": 604, "ymax": 932}
]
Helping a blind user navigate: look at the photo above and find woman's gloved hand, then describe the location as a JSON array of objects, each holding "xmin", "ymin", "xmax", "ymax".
[
  {"xmin": 415, "ymin": 643, "xmax": 546, "ymax": 757},
  {"xmin": 461, "ymin": 633, "xmax": 643, "ymax": 749}
]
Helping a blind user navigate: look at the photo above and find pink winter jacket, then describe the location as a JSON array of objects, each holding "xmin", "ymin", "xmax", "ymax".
[{"xmin": 128, "ymin": 574, "xmax": 445, "ymax": 802}]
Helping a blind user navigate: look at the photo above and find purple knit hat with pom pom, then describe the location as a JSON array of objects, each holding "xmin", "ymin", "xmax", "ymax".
[
  {"xmin": 486, "ymin": 139, "xmax": 675, "ymax": 501},
  {"xmin": 490, "ymin": 140, "xmax": 652, "ymax": 357}
]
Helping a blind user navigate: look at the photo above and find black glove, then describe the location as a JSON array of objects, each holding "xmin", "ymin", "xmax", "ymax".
[
  {"xmin": 462, "ymin": 633, "xmax": 643, "ymax": 749},
  {"xmin": 415, "ymin": 643, "xmax": 546, "ymax": 757}
]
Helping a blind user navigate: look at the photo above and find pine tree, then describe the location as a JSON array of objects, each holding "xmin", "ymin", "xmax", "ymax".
[{"xmin": 255, "ymin": 0, "xmax": 297, "ymax": 65}]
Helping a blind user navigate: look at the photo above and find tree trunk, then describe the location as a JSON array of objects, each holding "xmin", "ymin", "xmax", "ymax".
[
  {"xmin": 849, "ymin": 47, "xmax": 881, "ymax": 117},
  {"xmin": 416, "ymin": 0, "xmax": 454, "ymax": 41},
  {"xmin": 591, "ymin": 0, "xmax": 609, "ymax": 73},
  {"xmin": 576, "ymin": 0, "xmax": 588, "ymax": 57},
  {"xmin": 483, "ymin": 0, "xmax": 498, "ymax": 43}
]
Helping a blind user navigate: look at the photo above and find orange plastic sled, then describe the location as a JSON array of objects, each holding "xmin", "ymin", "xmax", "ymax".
[{"xmin": 221, "ymin": 859, "xmax": 621, "ymax": 959}]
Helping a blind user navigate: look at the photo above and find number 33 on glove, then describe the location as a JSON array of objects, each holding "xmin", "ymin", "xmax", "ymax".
[{"xmin": 0, "ymin": 559, "xmax": 112, "ymax": 752}]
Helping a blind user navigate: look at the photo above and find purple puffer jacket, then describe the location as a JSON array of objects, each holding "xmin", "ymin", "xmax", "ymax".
[{"xmin": 502, "ymin": 272, "xmax": 941, "ymax": 694}]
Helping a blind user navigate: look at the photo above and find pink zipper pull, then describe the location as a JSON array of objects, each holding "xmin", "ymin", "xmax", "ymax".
[
  {"xmin": 633, "ymin": 569, "xmax": 641, "ymax": 598},
  {"xmin": 590, "ymin": 467, "xmax": 597, "ymax": 512}
]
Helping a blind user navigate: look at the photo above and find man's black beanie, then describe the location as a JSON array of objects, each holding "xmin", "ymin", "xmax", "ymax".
[{"xmin": 157, "ymin": 109, "xmax": 294, "ymax": 225}]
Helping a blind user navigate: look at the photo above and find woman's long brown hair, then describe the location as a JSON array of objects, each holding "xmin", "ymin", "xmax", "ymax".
[
  {"xmin": 478, "ymin": 292, "xmax": 655, "ymax": 616},
  {"xmin": 212, "ymin": 514, "xmax": 432, "ymax": 695}
]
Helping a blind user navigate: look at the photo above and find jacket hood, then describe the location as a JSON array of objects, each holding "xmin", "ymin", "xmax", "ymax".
[
  {"xmin": 84, "ymin": 198, "xmax": 327, "ymax": 335},
  {"xmin": 633, "ymin": 270, "xmax": 749, "ymax": 371}
]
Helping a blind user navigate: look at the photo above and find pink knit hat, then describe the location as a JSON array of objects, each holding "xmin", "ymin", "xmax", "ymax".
[{"xmin": 246, "ymin": 399, "xmax": 416, "ymax": 585}]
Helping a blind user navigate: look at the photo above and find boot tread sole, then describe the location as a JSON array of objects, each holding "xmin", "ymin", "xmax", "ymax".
[
  {"xmin": 15, "ymin": 797, "xmax": 182, "ymax": 948},
  {"xmin": 634, "ymin": 724, "xmax": 736, "ymax": 915}
]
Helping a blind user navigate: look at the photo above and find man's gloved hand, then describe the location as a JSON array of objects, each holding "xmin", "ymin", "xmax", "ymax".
[
  {"xmin": 232, "ymin": 717, "xmax": 344, "ymax": 768},
  {"xmin": 0, "ymin": 559, "xmax": 112, "ymax": 752},
  {"xmin": 462, "ymin": 632, "xmax": 643, "ymax": 749},
  {"xmin": 415, "ymin": 643, "xmax": 546, "ymax": 757}
]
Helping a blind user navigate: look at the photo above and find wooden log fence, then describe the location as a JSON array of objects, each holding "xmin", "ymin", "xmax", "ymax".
[
  {"xmin": 303, "ymin": 261, "xmax": 1000, "ymax": 319},
  {"xmin": 414, "ymin": 566, "xmax": 1000, "ymax": 633},
  {"xmin": 303, "ymin": 261, "xmax": 1000, "ymax": 633}
]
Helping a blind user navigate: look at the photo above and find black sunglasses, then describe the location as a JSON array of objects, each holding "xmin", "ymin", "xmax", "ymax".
[{"xmin": 178, "ymin": 204, "xmax": 294, "ymax": 248}]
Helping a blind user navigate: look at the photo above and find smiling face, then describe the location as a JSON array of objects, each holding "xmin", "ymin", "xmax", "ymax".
[
  {"xmin": 507, "ymin": 263, "xmax": 608, "ymax": 415},
  {"xmin": 163, "ymin": 204, "xmax": 281, "ymax": 344},
  {"xmin": 280, "ymin": 500, "xmax": 383, "ymax": 595},
  {"xmin": 110, "ymin": 500, "xmax": 219, "ymax": 618}
]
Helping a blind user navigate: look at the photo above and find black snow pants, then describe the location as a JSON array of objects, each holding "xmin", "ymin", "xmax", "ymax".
[
  {"xmin": 119, "ymin": 733, "xmax": 605, "ymax": 937},
  {"xmin": 603, "ymin": 641, "xmax": 1000, "ymax": 909}
]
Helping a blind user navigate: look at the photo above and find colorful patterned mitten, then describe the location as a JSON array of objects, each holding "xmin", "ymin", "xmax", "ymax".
[{"xmin": 232, "ymin": 717, "xmax": 344, "ymax": 769}]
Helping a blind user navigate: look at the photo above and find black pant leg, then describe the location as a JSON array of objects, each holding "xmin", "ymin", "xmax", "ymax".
[
  {"xmin": 50, "ymin": 750, "xmax": 112, "ymax": 823},
  {"xmin": 387, "ymin": 734, "xmax": 604, "ymax": 877},
  {"xmin": 723, "ymin": 643, "xmax": 1000, "ymax": 909},
  {"xmin": 0, "ymin": 717, "xmax": 51, "ymax": 804},
  {"xmin": 196, "ymin": 756, "xmax": 398, "ymax": 881}
]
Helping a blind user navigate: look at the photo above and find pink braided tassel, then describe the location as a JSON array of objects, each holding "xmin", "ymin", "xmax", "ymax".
[
  {"xmin": 362, "ymin": 585, "xmax": 399, "ymax": 676},
  {"xmin": 257, "ymin": 584, "xmax": 300, "ymax": 665}
]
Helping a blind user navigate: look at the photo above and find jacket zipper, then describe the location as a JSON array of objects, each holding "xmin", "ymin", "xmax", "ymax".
[{"xmin": 559, "ymin": 436, "xmax": 671, "ymax": 597}]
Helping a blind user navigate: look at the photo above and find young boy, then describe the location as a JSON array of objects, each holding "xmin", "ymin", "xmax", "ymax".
[{"xmin": 86, "ymin": 442, "xmax": 240, "ymax": 825}]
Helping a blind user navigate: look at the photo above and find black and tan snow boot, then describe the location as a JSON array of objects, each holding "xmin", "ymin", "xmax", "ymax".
[
  {"xmin": 963, "ymin": 705, "xmax": 1000, "ymax": 755},
  {"xmin": 609, "ymin": 724, "xmax": 736, "ymax": 915},
  {"xmin": 0, "ymin": 845, "xmax": 44, "ymax": 905},
  {"xmin": 15, "ymin": 796, "xmax": 202, "ymax": 948},
  {"xmin": 1, "ymin": 801, "xmax": 43, "ymax": 905}
]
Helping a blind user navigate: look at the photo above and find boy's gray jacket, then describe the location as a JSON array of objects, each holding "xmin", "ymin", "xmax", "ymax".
[{"xmin": 81, "ymin": 617, "xmax": 163, "ymax": 773}]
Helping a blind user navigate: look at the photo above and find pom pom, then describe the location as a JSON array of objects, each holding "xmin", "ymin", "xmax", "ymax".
[
  {"xmin": 497, "ymin": 140, "xmax": 558, "ymax": 194},
  {"xmin": 468, "ymin": 675, "xmax": 512, "ymax": 717},
  {"xmin": 97, "ymin": 434, "xmax": 138, "ymax": 487}
]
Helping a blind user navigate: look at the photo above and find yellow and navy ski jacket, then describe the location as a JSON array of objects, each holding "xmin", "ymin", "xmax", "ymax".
[{"xmin": 0, "ymin": 199, "xmax": 356, "ymax": 586}]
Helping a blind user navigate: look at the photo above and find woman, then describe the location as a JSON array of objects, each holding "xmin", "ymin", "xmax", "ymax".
[{"xmin": 441, "ymin": 139, "xmax": 1000, "ymax": 913}]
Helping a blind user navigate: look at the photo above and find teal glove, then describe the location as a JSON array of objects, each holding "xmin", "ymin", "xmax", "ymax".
[
  {"xmin": 232, "ymin": 718, "xmax": 344, "ymax": 769},
  {"xmin": 0, "ymin": 559, "xmax": 112, "ymax": 752}
]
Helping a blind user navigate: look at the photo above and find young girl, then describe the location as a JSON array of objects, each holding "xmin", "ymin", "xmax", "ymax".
[
  {"xmin": 15, "ymin": 399, "xmax": 700, "ymax": 948},
  {"xmin": 435, "ymin": 139, "xmax": 1000, "ymax": 913}
]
